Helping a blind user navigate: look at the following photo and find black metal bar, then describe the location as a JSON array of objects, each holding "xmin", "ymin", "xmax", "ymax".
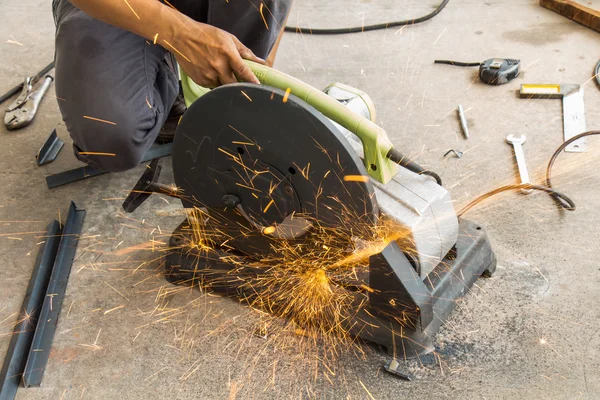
[
  {"xmin": 22, "ymin": 203, "xmax": 86, "ymax": 387},
  {"xmin": 46, "ymin": 142, "xmax": 173, "ymax": 189},
  {"xmin": 0, "ymin": 62, "xmax": 55, "ymax": 106},
  {"xmin": 0, "ymin": 220, "xmax": 62, "ymax": 400},
  {"xmin": 36, "ymin": 129, "xmax": 64, "ymax": 166}
]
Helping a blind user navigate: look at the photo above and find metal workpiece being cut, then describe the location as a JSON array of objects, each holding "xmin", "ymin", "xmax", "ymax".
[{"xmin": 123, "ymin": 63, "xmax": 496, "ymax": 358}]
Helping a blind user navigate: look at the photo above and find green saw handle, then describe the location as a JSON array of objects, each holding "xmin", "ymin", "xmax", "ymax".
[{"xmin": 180, "ymin": 61, "xmax": 398, "ymax": 184}]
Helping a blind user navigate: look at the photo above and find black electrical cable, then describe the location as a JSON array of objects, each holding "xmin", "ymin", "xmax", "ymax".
[
  {"xmin": 284, "ymin": 0, "xmax": 450, "ymax": 34},
  {"xmin": 434, "ymin": 60, "xmax": 481, "ymax": 67},
  {"xmin": 386, "ymin": 148, "xmax": 443, "ymax": 186},
  {"xmin": 545, "ymin": 130, "xmax": 600, "ymax": 210},
  {"xmin": 594, "ymin": 60, "xmax": 600, "ymax": 89},
  {"xmin": 458, "ymin": 131, "xmax": 600, "ymax": 216},
  {"xmin": 457, "ymin": 184, "xmax": 575, "ymax": 217}
]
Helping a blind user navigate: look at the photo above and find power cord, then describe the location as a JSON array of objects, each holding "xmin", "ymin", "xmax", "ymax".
[
  {"xmin": 458, "ymin": 130, "xmax": 599, "ymax": 216},
  {"xmin": 457, "ymin": 184, "xmax": 575, "ymax": 217},
  {"xmin": 386, "ymin": 148, "xmax": 443, "ymax": 186},
  {"xmin": 545, "ymin": 130, "xmax": 600, "ymax": 210},
  {"xmin": 434, "ymin": 60, "xmax": 481, "ymax": 67},
  {"xmin": 284, "ymin": 0, "xmax": 450, "ymax": 34}
]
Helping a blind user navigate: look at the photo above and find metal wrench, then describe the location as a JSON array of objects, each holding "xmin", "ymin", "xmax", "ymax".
[
  {"xmin": 506, "ymin": 134, "xmax": 532, "ymax": 194},
  {"xmin": 4, "ymin": 75, "xmax": 53, "ymax": 130}
]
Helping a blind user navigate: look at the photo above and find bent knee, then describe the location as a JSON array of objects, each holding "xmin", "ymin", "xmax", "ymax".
[{"xmin": 69, "ymin": 119, "xmax": 151, "ymax": 172}]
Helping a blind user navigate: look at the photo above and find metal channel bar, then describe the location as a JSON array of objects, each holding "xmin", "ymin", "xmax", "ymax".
[
  {"xmin": 22, "ymin": 203, "xmax": 86, "ymax": 387},
  {"xmin": 0, "ymin": 221, "xmax": 62, "ymax": 400},
  {"xmin": 46, "ymin": 142, "xmax": 173, "ymax": 189},
  {"xmin": 36, "ymin": 129, "xmax": 64, "ymax": 166}
]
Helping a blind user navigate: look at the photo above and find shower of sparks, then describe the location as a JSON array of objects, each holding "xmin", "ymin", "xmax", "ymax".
[
  {"xmin": 83, "ymin": 116, "xmax": 117, "ymax": 125},
  {"xmin": 0, "ymin": 45, "xmax": 596, "ymax": 396}
]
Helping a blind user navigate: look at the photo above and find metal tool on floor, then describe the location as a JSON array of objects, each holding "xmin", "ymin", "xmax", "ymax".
[
  {"xmin": 519, "ymin": 83, "xmax": 587, "ymax": 152},
  {"xmin": 0, "ymin": 62, "xmax": 54, "ymax": 106},
  {"xmin": 23, "ymin": 202, "xmax": 86, "ymax": 387},
  {"xmin": 444, "ymin": 149, "xmax": 463, "ymax": 159},
  {"xmin": 0, "ymin": 221, "xmax": 62, "ymax": 400},
  {"xmin": 45, "ymin": 142, "xmax": 173, "ymax": 189},
  {"xmin": 4, "ymin": 75, "xmax": 53, "ymax": 130},
  {"xmin": 122, "ymin": 62, "xmax": 496, "ymax": 358},
  {"xmin": 36, "ymin": 129, "xmax": 64, "ymax": 166},
  {"xmin": 457, "ymin": 104, "xmax": 469, "ymax": 139},
  {"xmin": 434, "ymin": 58, "xmax": 520, "ymax": 85},
  {"xmin": 506, "ymin": 134, "xmax": 533, "ymax": 195}
]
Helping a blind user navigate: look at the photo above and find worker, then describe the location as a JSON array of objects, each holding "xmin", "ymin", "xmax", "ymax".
[{"xmin": 52, "ymin": 0, "xmax": 291, "ymax": 172}]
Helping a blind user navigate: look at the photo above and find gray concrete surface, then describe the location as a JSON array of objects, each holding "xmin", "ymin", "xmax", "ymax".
[{"xmin": 1, "ymin": 0, "xmax": 599, "ymax": 399}]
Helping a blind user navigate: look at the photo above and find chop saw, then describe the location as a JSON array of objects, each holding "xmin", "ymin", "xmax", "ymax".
[{"xmin": 123, "ymin": 62, "xmax": 496, "ymax": 357}]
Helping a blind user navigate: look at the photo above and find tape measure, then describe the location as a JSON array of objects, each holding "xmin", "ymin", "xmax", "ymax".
[{"xmin": 434, "ymin": 58, "xmax": 520, "ymax": 85}]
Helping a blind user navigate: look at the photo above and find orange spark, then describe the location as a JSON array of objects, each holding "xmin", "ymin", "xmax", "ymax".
[
  {"xmin": 83, "ymin": 116, "xmax": 116, "ymax": 125},
  {"xmin": 78, "ymin": 152, "xmax": 116, "ymax": 157},
  {"xmin": 235, "ymin": 183, "xmax": 260, "ymax": 192},
  {"xmin": 240, "ymin": 91, "xmax": 252, "ymax": 102},
  {"xmin": 104, "ymin": 305, "xmax": 125, "ymax": 315},
  {"xmin": 103, "ymin": 282, "xmax": 130, "ymax": 301},
  {"xmin": 123, "ymin": 0, "xmax": 141, "ymax": 19},
  {"xmin": 153, "ymin": 33, "xmax": 158, "ymax": 44},
  {"xmin": 263, "ymin": 226, "xmax": 275, "ymax": 235},
  {"xmin": 263, "ymin": 199, "xmax": 275, "ymax": 213},
  {"xmin": 163, "ymin": 0, "xmax": 177, "ymax": 9},
  {"xmin": 162, "ymin": 40, "xmax": 191, "ymax": 62},
  {"xmin": 259, "ymin": 3, "xmax": 269, "ymax": 30},
  {"xmin": 282, "ymin": 88, "xmax": 291, "ymax": 103},
  {"xmin": 343, "ymin": 175, "xmax": 370, "ymax": 182},
  {"xmin": 359, "ymin": 380, "xmax": 376, "ymax": 400}
]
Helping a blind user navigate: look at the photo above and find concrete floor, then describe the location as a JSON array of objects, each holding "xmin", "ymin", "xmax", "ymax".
[{"xmin": 1, "ymin": 0, "xmax": 600, "ymax": 398}]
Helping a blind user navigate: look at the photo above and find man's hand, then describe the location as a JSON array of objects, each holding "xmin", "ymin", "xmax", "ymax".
[{"xmin": 174, "ymin": 23, "xmax": 264, "ymax": 88}]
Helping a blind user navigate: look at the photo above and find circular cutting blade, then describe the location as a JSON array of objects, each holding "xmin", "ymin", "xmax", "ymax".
[{"xmin": 172, "ymin": 83, "xmax": 378, "ymax": 236}]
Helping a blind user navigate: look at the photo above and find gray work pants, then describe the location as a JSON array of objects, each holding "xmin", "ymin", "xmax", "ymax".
[{"xmin": 52, "ymin": 0, "xmax": 291, "ymax": 172}]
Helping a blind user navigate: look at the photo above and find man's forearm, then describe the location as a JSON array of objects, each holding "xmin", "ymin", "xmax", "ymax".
[
  {"xmin": 68, "ymin": 0, "xmax": 188, "ymax": 51},
  {"xmin": 67, "ymin": 0, "xmax": 263, "ymax": 86}
]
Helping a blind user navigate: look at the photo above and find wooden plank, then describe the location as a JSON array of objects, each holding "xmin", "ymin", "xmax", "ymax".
[{"xmin": 540, "ymin": 0, "xmax": 600, "ymax": 34}]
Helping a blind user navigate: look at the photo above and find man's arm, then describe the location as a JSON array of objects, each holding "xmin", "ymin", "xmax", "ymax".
[{"xmin": 68, "ymin": 0, "xmax": 263, "ymax": 87}]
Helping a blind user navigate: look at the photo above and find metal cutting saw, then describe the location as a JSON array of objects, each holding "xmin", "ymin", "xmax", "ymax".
[{"xmin": 123, "ymin": 62, "xmax": 496, "ymax": 358}]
